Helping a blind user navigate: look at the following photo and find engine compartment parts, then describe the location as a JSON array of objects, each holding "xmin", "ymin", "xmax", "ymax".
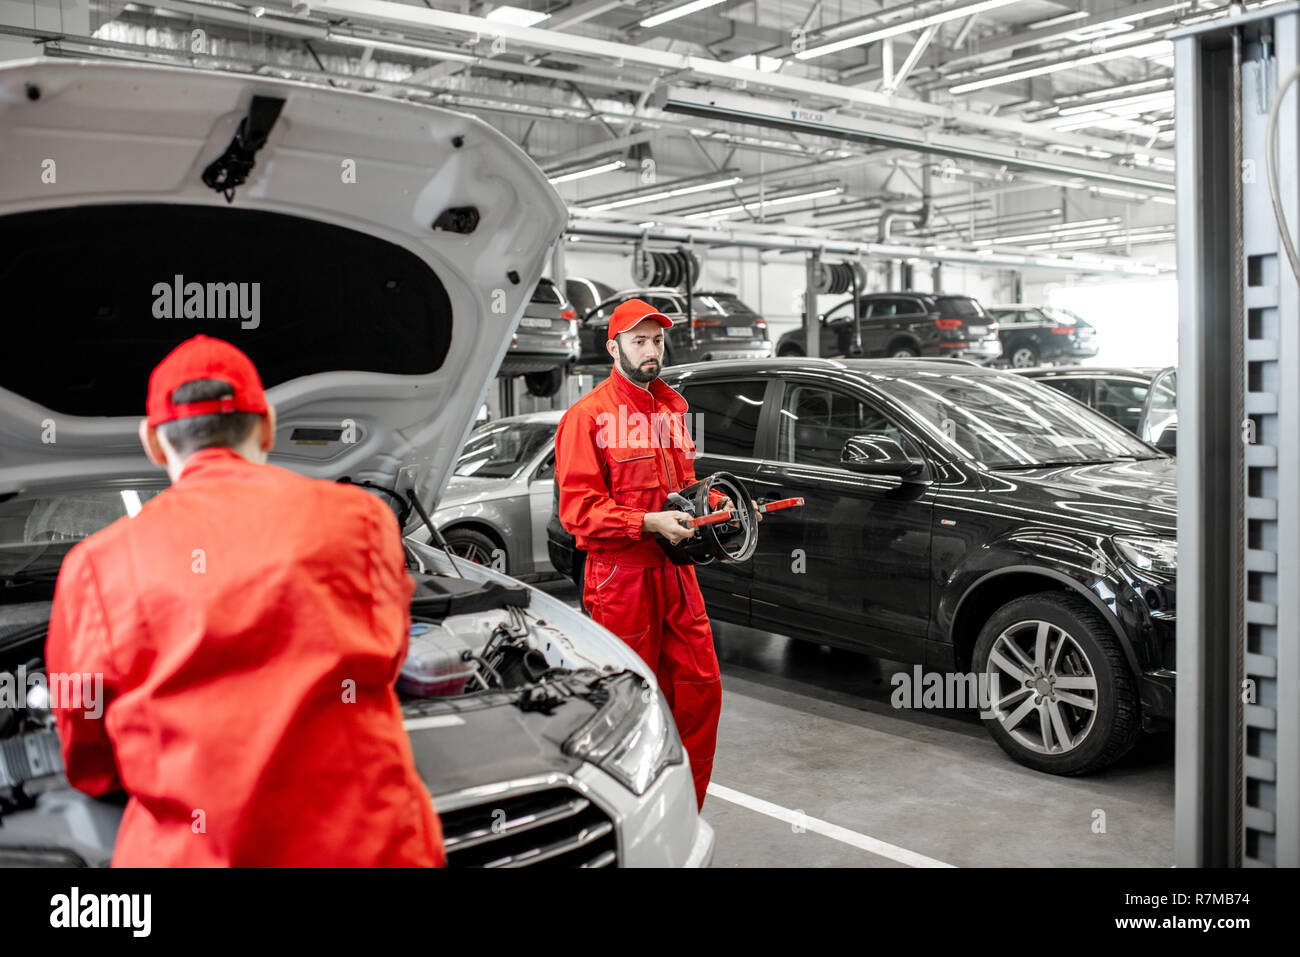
[
  {"xmin": 398, "ymin": 622, "xmax": 478, "ymax": 697},
  {"xmin": 0, "ymin": 726, "xmax": 65, "ymax": 810},
  {"xmin": 409, "ymin": 574, "xmax": 530, "ymax": 620}
]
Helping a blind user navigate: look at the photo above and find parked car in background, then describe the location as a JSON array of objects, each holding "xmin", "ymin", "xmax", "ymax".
[
  {"xmin": 565, "ymin": 276, "xmax": 617, "ymax": 319},
  {"xmin": 986, "ymin": 304, "xmax": 1078, "ymax": 368},
  {"xmin": 0, "ymin": 59, "xmax": 711, "ymax": 869},
  {"xmin": 409, "ymin": 411, "xmax": 560, "ymax": 580},
  {"xmin": 1018, "ymin": 366, "xmax": 1177, "ymax": 454},
  {"xmin": 776, "ymin": 292, "xmax": 1001, "ymax": 364},
  {"xmin": 498, "ymin": 277, "xmax": 580, "ymax": 397},
  {"xmin": 576, "ymin": 287, "xmax": 773, "ymax": 368},
  {"xmin": 651, "ymin": 357, "xmax": 1176, "ymax": 775}
]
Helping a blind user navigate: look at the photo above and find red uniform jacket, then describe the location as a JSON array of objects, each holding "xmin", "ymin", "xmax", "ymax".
[
  {"xmin": 556, "ymin": 370, "xmax": 720, "ymax": 565},
  {"xmin": 44, "ymin": 447, "xmax": 444, "ymax": 867}
]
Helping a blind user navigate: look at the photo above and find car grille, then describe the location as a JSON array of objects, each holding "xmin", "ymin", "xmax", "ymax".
[{"xmin": 441, "ymin": 787, "xmax": 618, "ymax": 868}]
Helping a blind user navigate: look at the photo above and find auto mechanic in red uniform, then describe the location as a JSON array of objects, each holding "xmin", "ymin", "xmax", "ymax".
[
  {"xmin": 44, "ymin": 335, "xmax": 445, "ymax": 867},
  {"xmin": 555, "ymin": 299, "xmax": 731, "ymax": 809}
]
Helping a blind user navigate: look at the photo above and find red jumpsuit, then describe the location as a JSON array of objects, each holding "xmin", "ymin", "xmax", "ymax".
[
  {"xmin": 44, "ymin": 447, "xmax": 445, "ymax": 867},
  {"xmin": 555, "ymin": 370, "xmax": 723, "ymax": 809}
]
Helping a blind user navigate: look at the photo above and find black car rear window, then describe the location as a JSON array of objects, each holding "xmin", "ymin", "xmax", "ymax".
[
  {"xmin": 935, "ymin": 297, "xmax": 987, "ymax": 320},
  {"xmin": 690, "ymin": 294, "xmax": 756, "ymax": 316},
  {"xmin": 0, "ymin": 204, "xmax": 453, "ymax": 417},
  {"xmin": 531, "ymin": 278, "xmax": 563, "ymax": 304}
]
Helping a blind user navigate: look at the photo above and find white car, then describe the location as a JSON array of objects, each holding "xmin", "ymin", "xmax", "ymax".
[{"xmin": 0, "ymin": 60, "xmax": 712, "ymax": 868}]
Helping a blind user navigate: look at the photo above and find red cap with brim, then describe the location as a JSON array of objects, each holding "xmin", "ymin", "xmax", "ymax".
[
  {"xmin": 608, "ymin": 298, "xmax": 673, "ymax": 340},
  {"xmin": 146, "ymin": 335, "xmax": 269, "ymax": 427}
]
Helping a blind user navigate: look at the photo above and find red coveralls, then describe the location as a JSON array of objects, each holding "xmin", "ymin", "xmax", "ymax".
[
  {"xmin": 555, "ymin": 370, "xmax": 723, "ymax": 808},
  {"xmin": 45, "ymin": 447, "xmax": 445, "ymax": 867}
]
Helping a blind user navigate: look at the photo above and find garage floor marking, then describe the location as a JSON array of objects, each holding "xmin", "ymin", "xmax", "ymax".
[{"xmin": 706, "ymin": 783, "xmax": 955, "ymax": 868}]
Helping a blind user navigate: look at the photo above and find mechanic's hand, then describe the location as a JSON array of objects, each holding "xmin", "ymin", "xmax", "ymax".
[
  {"xmin": 644, "ymin": 510, "xmax": 696, "ymax": 543},
  {"xmin": 715, "ymin": 496, "xmax": 762, "ymax": 523}
]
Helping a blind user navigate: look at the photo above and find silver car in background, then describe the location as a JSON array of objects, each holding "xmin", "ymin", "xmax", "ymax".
[{"xmin": 416, "ymin": 411, "xmax": 561, "ymax": 581}]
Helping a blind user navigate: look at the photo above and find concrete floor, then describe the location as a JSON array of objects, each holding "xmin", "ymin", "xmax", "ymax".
[{"xmin": 539, "ymin": 580, "xmax": 1175, "ymax": 868}]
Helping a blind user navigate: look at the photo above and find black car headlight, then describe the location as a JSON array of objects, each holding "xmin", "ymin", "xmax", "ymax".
[{"xmin": 564, "ymin": 673, "xmax": 683, "ymax": 795}]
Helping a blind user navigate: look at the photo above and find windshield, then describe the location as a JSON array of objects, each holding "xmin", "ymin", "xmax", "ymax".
[
  {"xmin": 0, "ymin": 488, "xmax": 162, "ymax": 581},
  {"xmin": 935, "ymin": 297, "xmax": 988, "ymax": 320},
  {"xmin": 454, "ymin": 422, "xmax": 554, "ymax": 479},
  {"xmin": 870, "ymin": 371, "xmax": 1159, "ymax": 468}
]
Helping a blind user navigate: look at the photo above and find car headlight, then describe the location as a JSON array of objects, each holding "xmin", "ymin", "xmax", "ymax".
[
  {"xmin": 1114, "ymin": 536, "xmax": 1177, "ymax": 575},
  {"xmin": 564, "ymin": 672, "xmax": 683, "ymax": 795}
]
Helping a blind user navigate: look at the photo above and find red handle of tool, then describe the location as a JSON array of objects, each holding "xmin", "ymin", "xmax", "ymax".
[
  {"xmin": 689, "ymin": 509, "xmax": 736, "ymax": 528},
  {"xmin": 755, "ymin": 497, "xmax": 804, "ymax": 514}
]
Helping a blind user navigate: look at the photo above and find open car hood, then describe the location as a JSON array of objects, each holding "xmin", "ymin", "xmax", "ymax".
[{"xmin": 0, "ymin": 60, "xmax": 566, "ymax": 509}]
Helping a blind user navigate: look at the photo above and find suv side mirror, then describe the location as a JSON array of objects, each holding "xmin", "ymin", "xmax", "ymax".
[
  {"xmin": 840, "ymin": 435, "xmax": 927, "ymax": 480},
  {"xmin": 1155, "ymin": 425, "xmax": 1177, "ymax": 456}
]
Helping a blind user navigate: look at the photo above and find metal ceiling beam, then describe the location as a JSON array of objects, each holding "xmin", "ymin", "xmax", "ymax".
[
  {"xmin": 291, "ymin": 0, "xmax": 1172, "ymax": 164},
  {"xmin": 883, "ymin": 22, "xmax": 938, "ymax": 94},
  {"xmin": 654, "ymin": 85, "xmax": 1174, "ymax": 191}
]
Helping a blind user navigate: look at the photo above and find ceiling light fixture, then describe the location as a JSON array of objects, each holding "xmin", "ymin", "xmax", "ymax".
[
  {"xmin": 589, "ymin": 176, "xmax": 744, "ymax": 211},
  {"xmin": 797, "ymin": 0, "xmax": 1025, "ymax": 61},
  {"xmin": 485, "ymin": 5, "xmax": 551, "ymax": 26},
  {"xmin": 640, "ymin": 0, "xmax": 727, "ymax": 29},
  {"xmin": 326, "ymin": 33, "xmax": 479, "ymax": 62},
  {"xmin": 685, "ymin": 185, "xmax": 845, "ymax": 218},
  {"xmin": 949, "ymin": 40, "xmax": 1174, "ymax": 94},
  {"xmin": 547, "ymin": 160, "xmax": 627, "ymax": 184}
]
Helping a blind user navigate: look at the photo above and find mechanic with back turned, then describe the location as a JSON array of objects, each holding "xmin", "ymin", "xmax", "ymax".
[
  {"xmin": 555, "ymin": 299, "xmax": 735, "ymax": 809},
  {"xmin": 44, "ymin": 335, "xmax": 444, "ymax": 867}
]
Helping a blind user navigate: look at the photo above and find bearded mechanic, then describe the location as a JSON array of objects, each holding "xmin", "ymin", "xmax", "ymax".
[{"xmin": 556, "ymin": 298, "xmax": 744, "ymax": 809}]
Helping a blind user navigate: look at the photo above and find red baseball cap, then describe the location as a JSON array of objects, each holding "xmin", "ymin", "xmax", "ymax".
[
  {"xmin": 146, "ymin": 335, "xmax": 269, "ymax": 427},
  {"xmin": 608, "ymin": 298, "xmax": 672, "ymax": 340}
]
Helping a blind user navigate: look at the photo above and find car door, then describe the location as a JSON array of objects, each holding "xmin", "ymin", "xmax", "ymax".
[
  {"xmin": 1094, "ymin": 375, "xmax": 1151, "ymax": 435},
  {"xmin": 748, "ymin": 378, "xmax": 935, "ymax": 660},
  {"xmin": 1032, "ymin": 372, "xmax": 1098, "ymax": 411},
  {"xmin": 674, "ymin": 376, "xmax": 771, "ymax": 623},
  {"xmin": 527, "ymin": 448, "xmax": 556, "ymax": 573}
]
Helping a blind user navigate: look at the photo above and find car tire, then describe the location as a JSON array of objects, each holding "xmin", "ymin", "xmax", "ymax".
[
  {"xmin": 1010, "ymin": 343, "xmax": 1039, "ymax": 368},
  {"xmin": 777, "ymin": 344, "xmax": 805, "ymax": 357},
  {"xmin": 972, "ymin": 591, "xmax": 1141, "ymax": 775},
  {"xmin": 524, "ymin": 367, "xmax": 565, "ymax": 398},
  {"xmin": 889, "ymin": 342, "xmax": 920, "ymax": 358},
  {"xmin": 442, "ymin": 528, "xmax": 505, "ymax": 571}
]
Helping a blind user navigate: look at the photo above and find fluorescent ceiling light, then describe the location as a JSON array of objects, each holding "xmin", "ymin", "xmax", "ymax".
[
  {"xmin": 1028, "ymin": 11, "xmax": 1091, "ymax": 29},
  {"xmin": 1056, "ymin": 89, "xmax": 1175, "ymax": 117},
  {"xmin": 640, "ymin": 0, "xmax": 727, "ymax": 29},
  {"xmin": 486, "ymin": 5, "xmax": 551, "ymax": 27},
  {"xmin": 327, "ymin": 33, "xmax": 479, "ymax": 62},
  {"xmin": 685, "ymin": 186, "xmax": 844, "ymax": 219},
  {"xmin": 1048, "ymin": 217, "xmax": 1118, "ymax": 231},
  {"xmin": 949, "ymin": 40, "xmax": 1173, "ymax": 94},
  {"xmin": 797, "ymin": 0, "xmax": 1025, "ymax": 60},
  {"xmin": 589, "ymin": 176, "xmax": 744, "ymax": 211},
  {"xmin": 548, "ymin": 160, "xmax": 627, "ymax": 184}
]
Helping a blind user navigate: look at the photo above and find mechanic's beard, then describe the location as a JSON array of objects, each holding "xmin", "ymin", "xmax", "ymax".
[{"xmin": 616, "ymin": 341, "xmax": 661, "ymax": 384}]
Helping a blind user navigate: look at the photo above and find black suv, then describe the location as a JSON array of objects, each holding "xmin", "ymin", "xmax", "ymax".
[
  {"xmin": 775, "ymin": 292, "xmax": 1001, "ymax": 363},
  {"xmin": 550, "ymin": 358, "xmax": 1176, "ymax": 775},
  {"xmin": 576, "ymin": 287, "xmax": 772, "ymax": 368},
  {"xmin": 986, "ymin": 304, "xmax": 1078, "ymax": 368}
]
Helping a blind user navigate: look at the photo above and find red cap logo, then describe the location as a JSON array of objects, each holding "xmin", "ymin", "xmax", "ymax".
[
  {"xmin": 607, "ymin": 298, "xmax": 673, "ymax": 340},
  {"xmin": 146, "ymin": 335, "xmax": 269, "ymax": 427}
]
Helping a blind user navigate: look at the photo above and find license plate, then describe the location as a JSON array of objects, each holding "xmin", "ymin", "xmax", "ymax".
[
  {"xmin": 967, "ymin": 325, "xmax": 988, "ymax": 335},
  {"xmin": 726, "ymin": 327, "xmax": 753, "ymax": 338},
  {"xmin": 519, "ymin": 317, "xmax": 552, "ymax": 329}
]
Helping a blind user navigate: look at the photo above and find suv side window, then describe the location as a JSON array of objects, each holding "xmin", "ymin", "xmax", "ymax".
[
  {"xmin": 1046, "ymin": 376, "xmax": 1096, "ymax": 408},
  {"xmin": 680, "ymin": 380, "xmax": 766, "ymax": 458},
  {"xmin": 866, "ymin": 299, "xmax": 896, "ymax": 318},
  {"xmin": 1095, "ymin": 378, "xmax": 1149, "ymax": 433},
  {"xmin": 894, "ymin": 298, "xmax": 926, "ymax": 316},
  {"xmin": 778, "ymin": 384, "xmax": 905, "ymax": 467}
]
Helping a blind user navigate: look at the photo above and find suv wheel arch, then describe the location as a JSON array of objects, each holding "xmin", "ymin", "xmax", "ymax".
[{"xmin": 948, "ymin": 566, "xmax": 1143, "ymax": 679}]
